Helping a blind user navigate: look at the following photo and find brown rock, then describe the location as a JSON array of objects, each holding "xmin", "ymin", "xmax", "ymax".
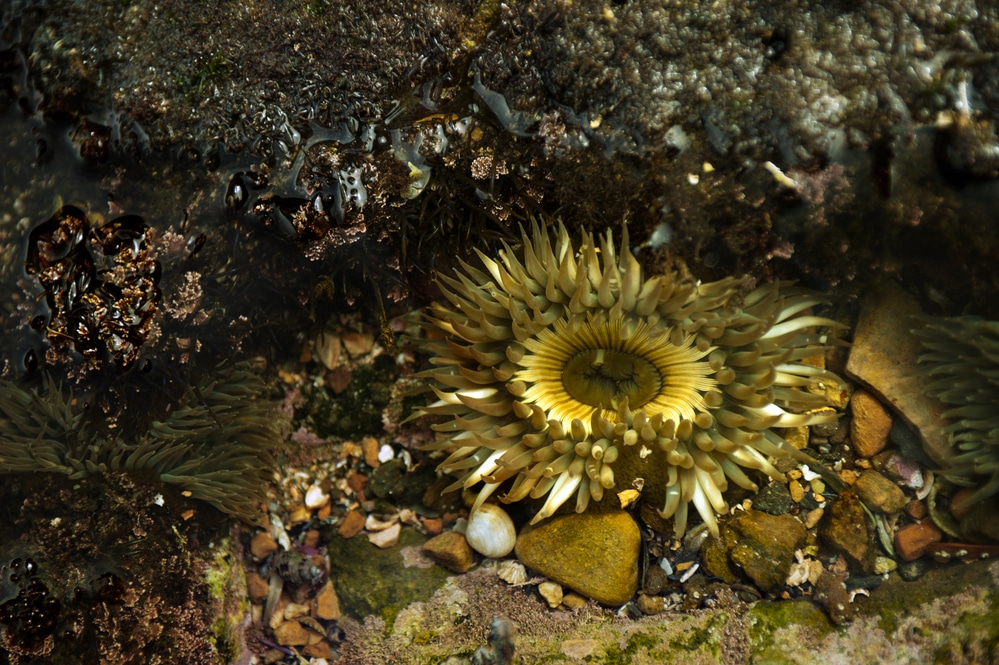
[
  {"xmin": 303, "ymin": 641, "xmax": 332, "ymax": 659},
  {"xmin": 362, "ymin": 436, "xmax": 382, "ymax": 468},
  {"xmin": 342, "ymin": 331, "xmax": 374, "ymax": 357},
  {"xmin": 302, "ymin": 529, "xmax": 320, "ymax": 550},
  {"xmin": 850, "ymin": 391, "xmax": 892, "ymax": 458},
  {"xmin": 905, "ymin": 499, "xmax": 928, "ymax": 520},
  {"xmin": 250, "ymin": 532, "xmax": 279, "ymax": 560},
  {"xmin": 725, "ymin": 510, "xmax": 806, "ymax": 592},
  {"xmin": 894, "ymin": 521, "xmax": 943, "ymax": 561},
  {"xmin": 246, "ymin": 571, "xmax": 271, "ymax": 604},
  {"xmin": 421, "ymin": 517, "xmax": 444, "ymax": 536},
  {"xmin": 813, "ymin": 570, "xmax": 854, "ymax": 626},
  {"xmin": 635, "ymin": 592, "xmax": 665, "ymax": 615},
  {"xmin": 273, "ymin": 620, "xmax": 310, "ymax": 646},
  {"xmin": 338, "ymin": 510, "xmax": 366, "ymax": 539},
  {"xmin": 852, "ymin": 470, "xmax": 908, "ymax": 514},
  {"xmin": 312, "ymin": 580, "xmax": 341, "ymax": 621},
  {"xmin": 820, "ymin": 489, "xmax": 876, "ymax": 574},
  {"xmin": 515, "ymin": 511, "xmax": 640, "ymax": 606},
  {"xmin": 844, "ymin": 282, "xmax": 950, "ymax": 464},
  {"xmin": 422, "ymin": 531, "xmax": 474, "ymax": 573}
]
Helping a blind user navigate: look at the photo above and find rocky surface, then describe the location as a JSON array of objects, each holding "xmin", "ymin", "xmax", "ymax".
[{"xmin": 702, "ymin": 510, "xmax": 805, "ymax": 593}]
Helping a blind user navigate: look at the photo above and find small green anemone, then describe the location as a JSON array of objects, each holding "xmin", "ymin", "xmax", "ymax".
[{"xmin": 414, "ymin": 221, "xmax": 847, "ymax": 536}]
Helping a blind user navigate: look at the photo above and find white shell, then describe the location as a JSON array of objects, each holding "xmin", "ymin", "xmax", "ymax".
[{"xmin": 464, "ymin": 503, "xmax": 516, "ymax": 558}]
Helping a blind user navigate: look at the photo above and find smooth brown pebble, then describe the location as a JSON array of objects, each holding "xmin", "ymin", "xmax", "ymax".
[
  {"xmin": 894, "ymin": 521, "xmax": 943, "ymax": 561},
  {"xmin": 850, "ymin": 391, "xmax": 892, "ymax": 458},
  {"xmin": 246, "ymin": 572, "xmax": 270, "ymax": 604},
  {"xmin": 338, "ymin": 510, "xmax": 366, "ymax": 539},
  {"xmin": 250, "ymin": 532, "xmax": 279, "ymax": 560},
  {"xmin": 422, "ymin": 531, "xmax": 474, "ymax": 573},
  {"xmin": 313, "ymin": 580, "xmax": 341, "ymax": 621},
  {"xmin": 273, "ymin": 620, "xmax": 310, "ymax": 646},
  {"xmin": 905, "ymin": 499, "xmax": 928, "ymax": 520}
]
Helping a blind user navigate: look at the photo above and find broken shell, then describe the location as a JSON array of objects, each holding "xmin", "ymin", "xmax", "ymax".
[
  {"xmin": 464, "ymin": 503, "xmax": 516, "ymax": 558},
  {"xmin": 496, "ymin": 559, "xmax": 528, "ymax": 585},
  {"xmin": 305, "ymin": 483, "xmax": 330, "ymax": 510}
]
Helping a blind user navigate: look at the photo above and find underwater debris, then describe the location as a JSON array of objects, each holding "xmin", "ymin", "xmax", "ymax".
[
  {"xmin": 916, "ymin": 316, "xmax": 999, "ymax": 511},
  {"xmin": 414, "ymin": 221, "xmax": 847, "ymax": 536},
  {"xmin": 0, "ymin": 363, "xmax": 278, "ymax": 523}
]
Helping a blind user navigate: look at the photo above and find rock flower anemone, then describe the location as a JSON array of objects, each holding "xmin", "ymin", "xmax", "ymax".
[
  {"xmin": 414, "ymin": 221, "xmax": 846, "ymax": 536},
  {"xmin": 916, "ymin": 316, "xmax": 999, "ymax": 510}
]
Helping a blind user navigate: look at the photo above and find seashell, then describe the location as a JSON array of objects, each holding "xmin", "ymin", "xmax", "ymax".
[
  {"xmin": 464, "ymin": 503, "xmax": 516, "ymax": 558},
  {"xmin": 305, "ymin": 483, "xmax": 330, "ymax": 510},
  {"xmin": 496, "ymin": 559, "xmax": 528, "ymax": 585}
]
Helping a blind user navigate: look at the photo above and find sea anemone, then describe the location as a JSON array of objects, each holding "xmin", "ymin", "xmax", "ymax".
[
  {"xmin": 0, "ymin": 364, "xmax": 278, "ymax": 523},
  {"xmin": 414, "ymin": 221, "xmax": 846, "ymax": 535},
  {"xmin": 916, "ymin": 316, "xmax": 999, "ymax": 510}
]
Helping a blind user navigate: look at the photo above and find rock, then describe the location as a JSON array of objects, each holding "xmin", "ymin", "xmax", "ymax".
[
  {"xmin": 246, "ymin": 571, "xmax": 270, "ymax": 604},
  {"xmin": 905, "ymin": 499, "xmax": 928, "ymax": 520},
  {"xmin": 313, "ymin": 580, "xmax": 341, "ymax": 621},
  {"xmin": 367, "ymin": 521, "xmax": 402, "ymax": 548},
  {"xmin": 711, "ymin": 510, "xmax": 806, "ymax": 593},
  {"xmin": 465, "ymin": 503, "xmax": 516, "ymax": 559},
  {"xmin": 635, "ymin": 592, "xmax": 665, "ymax": 615},
  {"xmin": 844, "ymin": 282, "xmax": 950, "ymax": 465},
  {"xmin": 644, "ymin": 565, "xmax": 669, "ymax": 595},
  {"xmin": 250, "ymin": 532, "xmax": 279, "ymax": 560},
  {"xmin": 422, "ymin": 531, "xmax": 474, "ymax": 573},
  {"xmin": 812, "ymin": 571, "xmax": 853, "ymax": 626},
  {"xmin": 753, "ymin": 481, "xmax": 794, "ymax": 515},
  {"xmin": 958, "ymin": 495, "xmax": 999, "ymax": 542},
  {"xmin": 342, "ymin": 331, "xmax": 374, "ymax": 357},
  {"xmin": 515, "ymin": 511, "xmax": 640, "ymax": 606},
  {"xmin": 303, "ymin": 642, "xmax": 332, "ymax": 660},
  {"xmin": 273, "ymin": 620, "xmax": 310, "ymax": 646},
  {"xmin": 538, "ymin": 581, "xmax": 563, "ymax": 608},
  {"xmin": 894, "ymin": 521, "xmax": 943, "ymax": 561},
  {"xmin": 820, "ymin": 489, "xmax": 876, "ymax": 574},
  {"xmin": 561, "ymin": 593, "xmax": 587, "ymax": 610},
  {"xmin": 788, "ymin": 479, "xmax": 806, "ymax": 503},
  {"xmin": 338, "ymin": 510, "xmax": 366, "ymax": 538},
  {"xmin": 850, "ymin": 391, "xmax": 892, "ymax": 458},
  {"xmin": 305, "ymin": 484, "xmax": 330, "ymax": 510},
  {"xmin": 852, "ymin": 470, "xmax": 908, "ymax": 514}
]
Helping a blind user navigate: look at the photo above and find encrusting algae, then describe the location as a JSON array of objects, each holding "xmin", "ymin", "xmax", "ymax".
[{"xmin": 414, "ymin": 221, "xmax": 847, "ymax": 535}]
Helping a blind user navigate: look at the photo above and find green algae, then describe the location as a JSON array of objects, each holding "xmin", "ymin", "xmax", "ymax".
[{"xmin": 748, "ymin": 599, "xmax": 834, "ymax": 664}]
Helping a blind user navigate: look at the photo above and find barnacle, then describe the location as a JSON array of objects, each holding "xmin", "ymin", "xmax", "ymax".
[
  {"xmin": 0, "ymin": 364, "xmax": 277, "ymax": 523},
  {"xmin": 414, "ymin": 221, "xmax": 846, "ymax": 536},
  {"xmin": 916, "ymin": 316, "xmax": 999, "ymax": 510}
]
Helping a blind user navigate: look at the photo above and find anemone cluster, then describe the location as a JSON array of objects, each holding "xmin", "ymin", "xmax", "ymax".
[
  {"xmin": 414, "ymin": 221, "xmax": 846, "ymax": 536},
  {"xmin": 916, "ymin": 316, "xmax": 999, "ymax": 509},
  {"xmin": 0, "ymin": 364, "xmax": 277, "ymax": 523}
]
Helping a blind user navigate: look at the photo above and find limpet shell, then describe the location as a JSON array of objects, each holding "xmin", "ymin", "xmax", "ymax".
[{"xmin": 464, "ymin": 503, "xmax": 516, "ymax": 558}]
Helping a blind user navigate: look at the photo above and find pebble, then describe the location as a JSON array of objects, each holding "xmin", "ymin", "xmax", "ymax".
[
  {"xmin": 562, "ymin": 593, "xmax": 587, "ymax": 610},
  {"xmin": 312, "ymin": 580, "xmax": 341, "ymax": 621},
  {"xmin": 515, "ymin": 511, "xmax": 640, "ymax": 606},
  {"xmin": 844, "ymin": 283, "xmax": 950, "ymax": 465},
  {"xmin": 422, "ymin": 531, "xmax": 474, "ymax": 573},
  {"xmin": 789, "ymin": 479, "xmax": 806, "ymax": 503},
  {"xmin": 852, "ymin": 469, "xmax": 908, "ymax": 514},
  {"xmin": 850, "ymin": 391, "xmax": 892, "ymax": 458},
  {"xmin": 752, "ymin": 481, "xmax": 794, "ymax": 515},
  {"xmin": 538, "ymin": 581, "xmax": 563, "ymax": 608},
  {"xmin": 905, "ymin": 499, "xmax": 928, "ymax": 520},
  {"xmin": 283, "ymin": 602, "xmax": 310, "ymax": 621},
  {"xmin": 367, "ymin": 521, "xmax": 401, "ymax": 548},
  {"xmin": 635, "ymin": 592, "xmax": 665, "ymax": 615},
  {"xmin": 894, "ymin": 521, "xmax": 943, "ymax": 561},
  {"xmin": 342, "ymin": 331, "xmax": 374, "ymax": 357},
  {"xmin": 465, "ymin": 503, "xmax": 517, "ymax": 558},
  {"xmin": 273, "ymin": 620, "xmax": 310, "ymax": 646},
  {"xmin": 362, "ymin": 436, "xmax": 382, "ymax": 468},
  {"xmin": 250, "ymin": 532, "xmax": 279, "ymax": 560},
  {"xmin": 819, "ymin": 489, "xmax": 876, "ymax": 574},
  {"xmin": 338, "ymin": 510, "xmax": 366, "ymax": 538},
  {"xmin": 803, "ymin": 507, "xmax": 825, "ymax": 529},
  {"xmin": 813, "ymin": 571, "xmax": 854, "ymax": 626},
  {"xmin": 246, "ymin": 571, "xmax": 270, "ymax": 604},
  {"xmin": 305, "ymin": 484, "xmax": 330, "ymax": 510},
  {"xmin": 701, "ymin": 510, "xmax": 805, "ymax": 593}
]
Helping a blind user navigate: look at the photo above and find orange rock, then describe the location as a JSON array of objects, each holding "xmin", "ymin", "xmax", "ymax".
[
  {"xmin": 273, "ymin": 620, "xmax": 310, "ymax": 646},
  {"xmin": 894, "ymin": 521, "xmax": 942, "ymax": 561},
  {"xmin": 312, "ymin": 580, "xmax": 341, "ymax": 621},
  {"xmin": 338, "ymin": 510, "xmax": 366, "ymax": 539},
  {"xmin": 303, "ymin": 529, "xmax": 320, "ymax": 550},
  {"xmin": 905, "ymin": 499, "xmax": 928, "ymax": 520},
  {"xmin": 421, "ymin": 517, "xmax": 444, "ymax": 536},
  {"xmin": 342, "ymin": 331, "xmax": 374, "ymax": 357},
  {"xmin": 362, "ymin": 436, "xmax": 382, "ymax": 468},
  {"xmin": 246, "ymin": 571, "xmax": 271, "ymax": 604},
  {"xmin": 850, "ymin": 391, "xmax": 892, "ymax": 458},
  {"xmin": 422, "ymin": 531, "xmax": 474, "ymax": 573},
  {"xmin": 250, "ymin": 532, "xmax": 279, "ymax": 560},
  {"xmin": 303, "ymin": 641, "xmax": 332, "ymax": 659}
]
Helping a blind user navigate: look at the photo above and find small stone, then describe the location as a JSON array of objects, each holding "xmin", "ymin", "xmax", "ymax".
[
  {"xmin": 305, "ymin": 484, "xmax": 330, "ymax": 510},
  {"xmin": 753, "ymin": 481, "xmax": 794, "ymax": 515},
  {"xmin": 313, "ymin": 580, "xmax": 341, "ymax": 621},
  {"xmin": 644, "ymin": 565, "xmax": 669, "ymax": 595},
  {"xmin": 894, "ymin": 521, "xmax": 943, "ymax": 561},
  {"xmin": 813, "ymin": 571, "xmax": 853, "ymax": 626},
  {"xmin": 820, "ymin": 489, "xmax": 876, "ymax": 574},
  {"xmin": 950, "ymin": 488, "xmax": 978, "ymax": 522},
  {"xmin": 721, "ymin": 510, "xmax": 806, "ymax": 593},
  {"xmin": 850, "ymin": 391, "xmax": 893, "ymax": 458},
  {"xmin": 562, "ymin": 593, "xmax": 587, "ymax": 610},
  {"xmin": 367, "ymin": 521, "xmax": 402, "ymax": 548},
  {"xmin": 635, "ymin": 592, "xmax": 665, "ymax": 615},
  {"xmin": 874, "ymin": 556, "xmax": 897, "ymax": 575},
  {"xmin": 250, "ymin": 532, "xmax": 279, "ymax": 560},
  {"xmin": 273, "ymin": 620, "xmax": 310, "ymax": 646},
  {"xmin": 246, "ymin": 572, "xmax": 270, "ymax": 604},
  {"xmin": 422, "ymin": 531, "xmax": 474, "ymax": 573},
  {"xmin": 515, "ymin": 511, "xmax": 640, "ymax": 606},
  {"xmin": 781, "ymin": 426, "xmax": 809, "ymax": 450},
  {"xmin": 538, "ymin": 581, "xmax": 563, "ymax": 608},
  {"xmin": 288, "ymin": 504, "xmax": 311, "ymax": 525},
  {"xmin": 852, "ymin": 470, "xmax": 908, "ymax": 514},
  {"xmin": 362, "ymin": 436, "xmax": 382, "ymax": 468},
  {"xmin": 789, "ymin": 479, "xmax": 806, "ymax": 503},
  {"xmin": 338, "ymin": 510, "xmax": 366, "ymax": 538},
  {"xmin": 905, "ymin": 499, "xmax": 928, "ymax": 520},
  {"xmin": 303, "ymin": 529, "xmax": 320, "ymax": 550},
  {"xmin": 342, "ymin": 331, "xmax": 374, "ymax": 357},
  {"xmin": 284, "ymin": 602, "xmax": 310, "ymax": 620},
  {"xmin": 303, "ymin": 643, "xmax": 332, "ymax": 660},
  {"xmin": 804, "ymin": 507, "xmax": 825, "ymax": 529},
  {"xmin": 421, "ymin": 517, "xmax": 444, "ymax": 536},
  {"xmin": 313, "ymin": 331, "xmax": 342, "ymax": 370}
]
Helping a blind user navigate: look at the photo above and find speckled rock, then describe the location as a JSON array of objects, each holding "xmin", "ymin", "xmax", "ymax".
[
  {"xmin": 850, "ymin": 391, "xmax": 893, "ymax": 458},
  {"xmin": 820, "ymin": 489, "xmax": 876, "ymax": 574},
  {"xmin": 812, "ymin": 570, "xmax": 854, "ymax": 626},
  {"xmin": 753, "ymin": 481, "xmax": 795, "ymax": 515},
  {"xmin": 702, "ymin": 510, "xmax": 806, "ymax": 593},
  {"xmin": 845, "ymin": 283, "xmax": 950, "ymax": 465},
  {"xmin": 515, "ymin": 511, "xmax": 640, "ymax": 606},
  {"xmin": 852, "ymin": 470, "xmax": 908, "ymax": 514},
  {"xmin": 422, "ymin": 531, "xmax": 474, "ymax": 573}
]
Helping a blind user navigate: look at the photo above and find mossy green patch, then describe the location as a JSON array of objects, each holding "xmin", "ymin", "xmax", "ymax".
[{"xmin": 748, "ymin": 599, "xmax": 834, "ymax": 663}]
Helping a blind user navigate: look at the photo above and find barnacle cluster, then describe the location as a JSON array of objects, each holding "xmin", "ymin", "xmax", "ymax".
[
  {"xmin": 414, "ymin": 221, "xmax": 845, "ymax": 535},
  {"xmin": 916, "ymin": 316, "xmax": 999, "ymax": 509},
  {"xmin": 0, "ymin": 364, "xmax": 277, "ymax": 523}
]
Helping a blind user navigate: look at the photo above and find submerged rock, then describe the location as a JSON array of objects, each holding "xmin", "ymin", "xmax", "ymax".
[{"xmin": 702, "ymin": 509, "xmax": 805, "ymax": 593}]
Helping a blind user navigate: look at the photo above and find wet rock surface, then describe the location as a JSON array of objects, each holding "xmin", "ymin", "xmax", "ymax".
[
  {"xmin": 702, "ymin": 510, "xmax": 805, "ymax": 593},
  {"xmin": 820, "ymin": 489, "xmax": 877, "ymax": 574},
  {"xmin": 514, "ymin": 511, "xmax": 640, "ymax": 606}
]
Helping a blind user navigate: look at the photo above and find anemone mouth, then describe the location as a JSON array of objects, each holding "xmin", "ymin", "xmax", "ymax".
[{"xmin": 516, "ymin": 317, "xmax": 718, "ymax": 436}]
